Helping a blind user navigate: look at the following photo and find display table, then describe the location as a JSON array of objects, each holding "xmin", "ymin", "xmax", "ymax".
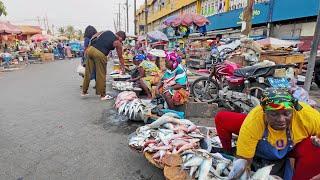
[{"xmin": 260, "ymin": 54, "xmax": 305, "ymax": 74}]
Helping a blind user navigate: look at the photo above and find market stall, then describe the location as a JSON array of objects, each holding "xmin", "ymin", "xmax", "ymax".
[{"xmin": 128, "ymin": 112, "xmax": 278, "ymax": 180}]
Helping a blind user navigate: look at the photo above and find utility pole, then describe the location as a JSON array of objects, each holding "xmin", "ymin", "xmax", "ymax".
[
  {"xmin": 46, "ymin": 14, "xmax": 50, "ymax": 34},
  {"xmin": 126, "ymin": 0, "xmax": 129, "ymax": 33},
  {"xmin": 144, "ymin": 0, "xmax": 148, "ymax": 33},
  {"xmin": 134, "ymin": 0, "xmax": 137, "ymax": 35},
  {"xmin": 118, "ymin": 3, "xmax": 121, "ymax": 31},
  {"xmin": 52, "ymin": 24, "xmax": 55, "ymax": 36},
  {"xmin": 241, "ymin": 0, "xmax": 254, "ymax": 36},
  {"xmin": 304, "ymin": 10, "xmax": 320, "ymax": 91},
  {"xmin": 37, "ymin": 16, "xmax": 41, "ymax": 27},
  {"xmin": 43, "ymin": 17, "xmax": 47, "ymax": 32},
  {"xmin": 113, "ymin": 18, "xmax": 118, "ymax": 32}
]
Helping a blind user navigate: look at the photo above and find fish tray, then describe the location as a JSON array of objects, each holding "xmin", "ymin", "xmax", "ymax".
[
  {"xmin": 112, "ymin": 77, "xmax": 131, "ymax": 81},
  {"xmin": 144, "ymin": 152, "xmax": 164, "ymax": 169}
]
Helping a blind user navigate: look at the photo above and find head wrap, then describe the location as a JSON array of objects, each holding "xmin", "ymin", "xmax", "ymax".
[
  {"xmin": 133, "ymin": 54, "xmax": 146, "ymax": 62},
  {"xmin": 165, "ymin": 51, "xmax": 181, "ymax": 69},
  {"xmin": 261, "ymin": 88, "xmax": 302, "ymax": 111}
]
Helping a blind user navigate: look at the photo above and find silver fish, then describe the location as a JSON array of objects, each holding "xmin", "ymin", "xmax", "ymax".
[
  {"xmin": 124, "ymin": 103, "xmax": 131, "ymax": 116},
  {"xmin": 148, "ymin": 115, "xmax": 185, "ymax": 128},
  {"xmin": 228, "ymin": 159, "xmax": 248, "ymax": 179},
  {"xmin": 158, "ymin": 128, "xmax": 174, "ymax": 135},
  {"xmin": 198, "ymin": 158, "xmax": 212, "ymax": 180},
  {"xmin": 240, "ymin": 169, "xmax": 250, "ymax": 180},
  {"xmin": 185, "ymin": 153, "xmax": 194, "ymax": 162},
  {"xmin": 216, "ymin": 162, "xmax": 228, "ymax": 176},
  {"xmin": 183, "ymin": 156, "xmax": 204, "ymax": 167},
  {"xmin": 189, "ymin": 166, "xmax": 198, "ymax": 177},
  {"xmin": 251, "ymin": 164, "xmax": 274, "ymax": 180},
  {"xmin": 118, "ymin": 103, "xmax": 126, "ymax": 114},
  {"xmin": 162, "ymin": 123, "xmax": 175, "ymax": 130},
  {"xmin": 158, "ymin": 132, "xmax": 169, "ymax": 145},
  {"xmin": 209, "ymin": 167, "xmax": 229, "ymax": 180}
]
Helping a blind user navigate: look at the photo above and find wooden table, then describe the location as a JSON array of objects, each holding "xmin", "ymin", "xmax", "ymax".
[{"xmin": 260, "ymin": 54, "xmax": 305, "ymax": 74}]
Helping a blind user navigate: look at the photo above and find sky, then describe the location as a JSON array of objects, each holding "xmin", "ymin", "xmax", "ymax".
[{"xmin": 0, "ymin": 0, "xmax": 145, "ymax": 35}]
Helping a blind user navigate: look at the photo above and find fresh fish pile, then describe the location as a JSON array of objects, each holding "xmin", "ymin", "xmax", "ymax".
[
  {"xmin": 112, "ymin": 81, "xmax": 134, "ymax": 91},
  {"xmin": 115, "ymin": 91, "xmax": 137, "ymax": 109},
  {"xmin": 129, "ymin": 113, "xmax": 204, "ymax": 162},
  {"xmin": 117, "ymin": 98, "xmax": 146, "ymax": 121},
  {"xmin": 182, "ymin": 152, "xmax": 280, "ymax": 180},
  {"xmin": 181, "ymin": 150, "xmax": 233, "ymax": 180}
]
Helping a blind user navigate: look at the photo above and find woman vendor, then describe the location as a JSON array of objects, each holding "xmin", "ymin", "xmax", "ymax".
[
  {"xmin": 214, "ymin": 88, "xmax": 320, "ymax": 180},
  {"xmin": 156, "ymin": 52, "xmax": 189, "ymax": 109},
  {"xmin": 129, "ymin": 54, "xmax": 161, "ymax": 99}
]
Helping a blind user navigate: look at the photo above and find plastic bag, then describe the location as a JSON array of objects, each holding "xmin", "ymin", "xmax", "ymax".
[{"xmin": 76, "ymin": 64, "xmax": 85, "ymax": 75}]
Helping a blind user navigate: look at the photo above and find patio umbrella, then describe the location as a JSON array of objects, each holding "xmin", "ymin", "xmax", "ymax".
[
  {"xmin": 147, "ymin": 30, "xmax": 169, "ymax": 41},
  {"xmin": 148, "ymin": 49, "xmax": 166, "ymax": 57},
  {"xmin": 192, "ymin": 13, "xmax": 210, "ymax": 27},
  {"xmin": 0, "ymin": 21, "xmax": 22, "ymax": 34},
  {"xmin": 30, "ymin": 34, "xmax": 51, "ymax": 42},
  {"xmin": 165, "ymin": 13, "xmax": 210, "ymax": 27},
  {"xmin": 163, "ymin": 15, "xmax": 178, "ymax": 27},
  {"xmin": 137, "ymin": 35, "xmax": 146, "ymax": 42}
]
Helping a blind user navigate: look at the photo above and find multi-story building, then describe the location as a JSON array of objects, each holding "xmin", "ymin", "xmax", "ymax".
[
  {"xmin": 136, "ymin": 0, "xmax": 319, "ymax": 49},
  {"xmin": 135, "ymin": 0, "xmax": 201, "ymax": 35}
]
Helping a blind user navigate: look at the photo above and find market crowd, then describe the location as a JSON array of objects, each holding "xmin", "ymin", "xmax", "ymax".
[
  {"xmin": 80, "ymin": 25, "xmax": 320, "ymax": 180},
  {"xmin": 0, "ymin": 39, "xmax": 79, "ymax": 68}
]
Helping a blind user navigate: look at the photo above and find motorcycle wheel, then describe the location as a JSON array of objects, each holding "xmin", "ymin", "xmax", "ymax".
[
  {"xmin": 191, "ymin": 77, "xmax": 220, "ymax": 103},
  {"xmin": 247, "ymin": 82, "xmax": 268, "ymax": 99}
]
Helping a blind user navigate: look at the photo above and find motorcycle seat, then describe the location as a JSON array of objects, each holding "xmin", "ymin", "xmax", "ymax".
[{"xmin": 233, "ymin": 65, "xmax": 275, "ymax": 78}]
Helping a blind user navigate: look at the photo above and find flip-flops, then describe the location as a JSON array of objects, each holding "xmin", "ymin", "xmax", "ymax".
[
  {"xmin": 101, "ymin": 94, "xmax": 113, "ymax": 101},
  {"xmin": 81, "ymin": 92, "xmax": 89, "ymax": 97}
]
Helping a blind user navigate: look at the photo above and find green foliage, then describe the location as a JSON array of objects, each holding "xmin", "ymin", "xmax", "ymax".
[{"xmin": 0, "ymin": 1, "xmax": 8, "ymax": 16}]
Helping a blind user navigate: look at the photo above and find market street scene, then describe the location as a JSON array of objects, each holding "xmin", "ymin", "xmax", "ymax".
[{"xmin": 0, "ymin": 0, "xmax": 320, "ymax": 180}]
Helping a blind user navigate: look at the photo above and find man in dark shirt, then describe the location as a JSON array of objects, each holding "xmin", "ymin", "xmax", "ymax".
[{"xmin": 82, "ymin": 30, "xmax": 126, "ymax": 100}]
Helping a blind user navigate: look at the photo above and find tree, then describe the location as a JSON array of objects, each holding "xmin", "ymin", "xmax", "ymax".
[
  {"xmin": 76, "ymin": 30, "xmax": 83, "ymax": 41},
  {"xmin": 0, "ymin": 1, "xmax": 8, "ymax": 16},
  {"xmin": 66, "ymin": 25, "xmax": 75, "ymax": 40},
  {"xmin": 58, "ymin": 27, "xmax": 65, "ymax": 36}
]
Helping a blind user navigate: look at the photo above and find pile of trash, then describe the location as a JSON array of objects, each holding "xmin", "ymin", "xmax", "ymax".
[
  {"xmin": 129, "ymin": 114, "xmax": 282, "ymax": 180},
  {"xmin": 115, "ymin": 91, "xmax": 146, "ymax": 121}
]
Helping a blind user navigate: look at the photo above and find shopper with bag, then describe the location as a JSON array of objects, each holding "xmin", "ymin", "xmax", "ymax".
[
  {"xmin": 82, "ymin": 30, "xmax": 126, "ymax": 100},
  {"xmin": 80, "ymin": 26, "xmax": 97, "ymax": 87}
]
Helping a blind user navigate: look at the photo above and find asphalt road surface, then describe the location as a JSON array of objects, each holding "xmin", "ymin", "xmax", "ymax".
[{"xmin": 0, "ymin": 59, "xmax": 163, "ymax": 180}]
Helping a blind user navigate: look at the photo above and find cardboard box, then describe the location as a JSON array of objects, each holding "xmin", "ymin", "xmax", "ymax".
[
  {"xmin": 260, "ymin": 54, "xmax": 304, "ymax": 64},
  {"xmin": 228, "ymin": 55, "xmax": 247, "ymax": 66},
  {"xmin": 40, "ymin": 53, "xmax": 54, "ymax": 61}
]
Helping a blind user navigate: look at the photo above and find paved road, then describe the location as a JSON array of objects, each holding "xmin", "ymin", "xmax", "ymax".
[{"xmin": 0, "ymin": 59, "xmax": 163, "ymax": 180}]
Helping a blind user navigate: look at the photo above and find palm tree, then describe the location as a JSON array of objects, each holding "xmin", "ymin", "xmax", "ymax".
[
  {"xmin": 0, "ymin": 1, "xmax": 8, "ymax": 16},
  {"xmin": 58, "ymin": 27, "xmax": 65, "ymax": 36},
  {"xmin": 66, "ymin": 25, "xmax": 75, "ymax": 40}
]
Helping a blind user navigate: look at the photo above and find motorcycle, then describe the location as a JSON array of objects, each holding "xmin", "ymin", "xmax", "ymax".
[{"xmin": 191, "ymin": 61, "xmax": 295, "ymax": 103}]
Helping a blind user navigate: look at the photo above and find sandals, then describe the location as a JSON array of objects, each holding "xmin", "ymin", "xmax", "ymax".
[
  {"xmin": 101, "ymin": 94, "xmax": 113, "ymax": 101},
  {"xmin": 81, "ymin": 92, "xmax": 89, "ymax": 97}
]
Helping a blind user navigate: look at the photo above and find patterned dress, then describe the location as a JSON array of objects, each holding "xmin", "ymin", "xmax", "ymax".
[
  {"xmin": 161, "ymin": 64, "xmax": 189, "ymax": 105},
  {"xmin": 139, "ymin": 60, "xmax": 161, "ymax": 91}
]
